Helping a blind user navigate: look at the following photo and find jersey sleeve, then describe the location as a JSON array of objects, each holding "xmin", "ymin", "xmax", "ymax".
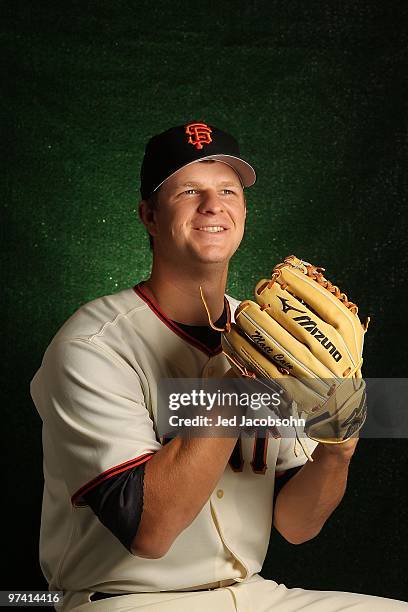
[
  {"xmin": 83, "ymin": 463, "xmax": 146, "ymax": 551},
  {"xmin": 275, "ymin": 436, "xmax": 319, "ymax": 473},
  {"xmin": 30, "ymin": 338, "xmax": 161, "ymax": 506}
]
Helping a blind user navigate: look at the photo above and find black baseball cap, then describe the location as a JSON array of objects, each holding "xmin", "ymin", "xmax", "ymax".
[{"xmin": 140, "ymin": 122, "xmax": 256, "ymax": 200}]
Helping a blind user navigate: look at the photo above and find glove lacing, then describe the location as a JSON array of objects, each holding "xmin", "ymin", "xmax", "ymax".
[
  {"xmin": 199, "ymin": 286, "xmax": 231, "ymax": 333},
  {"xmin": 276, "ymin": 255, "xmax": 361, "ymax": 315}
]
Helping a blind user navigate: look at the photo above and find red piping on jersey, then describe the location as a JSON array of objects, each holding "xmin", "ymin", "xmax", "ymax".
[
  {"xmin": 251, "ymin": 429, "xmax": 269, "ymax": 475},
  {"xmin": 133, "ymin": 283, "xmax": 229, "ymax": 358},
  {"xmin": 71, "ymin": 452, "xmax": 155, "ymax": 507}
]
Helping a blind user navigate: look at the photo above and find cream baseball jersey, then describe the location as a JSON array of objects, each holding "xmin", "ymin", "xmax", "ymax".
[{"xmin": 30, "ymin": 284, "xmax": 316, "ymax": 609}]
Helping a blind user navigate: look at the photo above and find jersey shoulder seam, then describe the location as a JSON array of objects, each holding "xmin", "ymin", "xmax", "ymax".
[
  {"xmin": 50, "ymin": 337, "xmax": 145, "ymax": 384},
  {"xmin": 88, "ymin": 303, "xmax": 148, "ymax": 342}
]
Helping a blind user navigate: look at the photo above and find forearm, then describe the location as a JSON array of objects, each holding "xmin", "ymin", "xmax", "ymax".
[
  {"xmin": 273, "ymin": 439, "xmax": 358, "ymax": 544},
  {"xmin": 132, "ymin": 435, "xmax": 238, "ymax": 557}
]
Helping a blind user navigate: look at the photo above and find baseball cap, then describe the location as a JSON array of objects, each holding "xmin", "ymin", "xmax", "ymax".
[{"xmin": 140, "ymin": 121, "xmax": 256, "ymax": 200}]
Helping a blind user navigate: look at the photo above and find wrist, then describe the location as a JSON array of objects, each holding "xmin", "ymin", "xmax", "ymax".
[{"xmin": 313, "ymin": 437, "xmax": 358, "ymax": 466}]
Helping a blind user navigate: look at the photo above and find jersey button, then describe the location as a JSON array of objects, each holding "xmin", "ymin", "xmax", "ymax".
[{"xmin": 216, "ymin": 489, "xmax": 224, "ymax": 499}]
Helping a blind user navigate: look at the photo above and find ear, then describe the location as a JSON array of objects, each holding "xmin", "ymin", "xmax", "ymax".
[{"xmin": 138, "ymin": 200, "xmax": 158, "ymax": 236}]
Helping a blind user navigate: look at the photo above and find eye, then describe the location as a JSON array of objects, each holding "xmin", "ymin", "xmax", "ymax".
[{"xmin": 183, "ymin": 189, "xmax": 199, "ymax": 195}]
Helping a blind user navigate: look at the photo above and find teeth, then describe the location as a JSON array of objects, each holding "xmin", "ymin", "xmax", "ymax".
[{"xmin": 198, "ymin": 226, "xmax": 225, "ymax": 233}]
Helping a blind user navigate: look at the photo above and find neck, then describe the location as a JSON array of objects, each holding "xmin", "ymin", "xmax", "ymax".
[{"xmin": 143, "ymin": 257, "xmax": 229, "ymax": 325}]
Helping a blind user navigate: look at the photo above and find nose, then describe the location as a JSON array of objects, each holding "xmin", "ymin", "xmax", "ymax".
[{"xmin": 197, "ymin": 189, "xmax": 224, "ymax": 215}]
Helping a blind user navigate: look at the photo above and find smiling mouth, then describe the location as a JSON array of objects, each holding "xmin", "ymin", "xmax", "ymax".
[{"xmin": 196, "ymin": 226, "xmax": 227, "ymax": 233}]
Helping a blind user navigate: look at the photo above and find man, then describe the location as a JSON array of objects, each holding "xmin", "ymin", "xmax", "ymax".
[{"xmin": 31, "ymin": 122, "xmax": 407, "ymax": 611}]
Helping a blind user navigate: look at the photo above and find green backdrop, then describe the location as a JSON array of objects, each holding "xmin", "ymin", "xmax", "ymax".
[{"xmin": 3, "ymin": 0, "xmax": 408, "ymax": 601}]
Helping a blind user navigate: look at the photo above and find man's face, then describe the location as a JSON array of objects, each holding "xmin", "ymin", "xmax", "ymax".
[{"xmin": 143, "ymin": 161, "xmax": 247, "ymax": 266}]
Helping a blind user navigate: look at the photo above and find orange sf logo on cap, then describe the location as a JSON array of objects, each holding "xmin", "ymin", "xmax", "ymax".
[{"xmin": 185, "ymin": 122, "xmax": 213, "ymax": 150}]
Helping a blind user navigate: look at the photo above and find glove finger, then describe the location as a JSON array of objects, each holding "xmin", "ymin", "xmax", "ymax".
[
  {"xmin": 235, "ymin": 300, "xmax": 335, "ymax": 382},
  {"xmin": 254, "ymin": 283, "xmax": 355, "ymax": 378},
  {"xmin": 222, "ymin": 324, "xmax": 284, "ymax": 380},
  {"xmin": 268, "ymin": 261, "xmax": 364, "ymax": 363}
]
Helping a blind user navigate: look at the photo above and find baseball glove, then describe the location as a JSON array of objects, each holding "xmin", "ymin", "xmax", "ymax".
[{"xmin": 220, "ymin": 255, "xmax": 370, "ymax": 460}]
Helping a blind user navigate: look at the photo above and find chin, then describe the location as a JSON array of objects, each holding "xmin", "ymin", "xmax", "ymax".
[
  {"xmin": 197, "ymin": 256, "xmax": 230, "ymax": 265},
  {"xmin": 191, "ymin": 246, "xmax": 237, "ymax": 265}
]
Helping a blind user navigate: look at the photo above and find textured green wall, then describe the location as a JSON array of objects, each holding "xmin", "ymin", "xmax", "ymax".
[{"xmin": 3, "ymin": 0, "xmax": 407, "ymax": 599}]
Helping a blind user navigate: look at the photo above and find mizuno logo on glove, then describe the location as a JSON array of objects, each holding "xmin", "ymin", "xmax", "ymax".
[
  {"xmin": 292, "ymin": 315, "xmax": 343, "ymax": 362},
  {"xmin": 278, "ymin": 297, "xmax": 343, "ymax": 362},
  {"xmin": 278, "ymin": 297, "xmax": 305, "ymax": 315}
]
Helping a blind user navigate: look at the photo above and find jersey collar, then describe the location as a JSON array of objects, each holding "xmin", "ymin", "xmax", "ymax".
[{"xmin": 133, "ymin": 282, "xmax": 230, "ymax": 358}]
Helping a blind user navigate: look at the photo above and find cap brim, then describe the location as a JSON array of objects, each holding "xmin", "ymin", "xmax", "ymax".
[
  {"xmin": 152, "ymin": 155, "xmax": 256, "ymax": 195},
  {"xmin": 199, "ymin": 155, "xmax": 256, "ymax": 188}
]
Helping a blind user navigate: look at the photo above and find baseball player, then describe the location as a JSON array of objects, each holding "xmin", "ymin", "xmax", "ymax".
[{"xmin": 31, "ymin": 122, "xmax": 408, "ymax": 611}]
